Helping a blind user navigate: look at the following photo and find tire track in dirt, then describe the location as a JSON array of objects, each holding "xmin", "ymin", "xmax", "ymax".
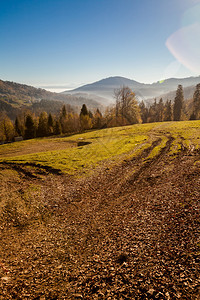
[
  {"xmin": 87, "ymin": 135, "xmax": 173, "ymax": 202},
  {"xmin": 61, "ymin": 135, "xmax": 199, "ymax": 299},
  {"xmin": 55, "ymin": 137, "xmax": 164, "ymax": 207},
  {"xmin": 0, "ymin": 133, "xmax": 199, "ymax": 299},
  {"xmin": 89, "ymin": 138, "xmax": 163, "ymax": 190},
  {"xmin": 128, "ymin": 135, "xmax": 174, "ymax": 185},
  {"xmin": 0, "ymin": 161, "xmax": 62, "ymax": 179},
  {"xmin": 133, "ymin": 137, "xmax": 162, "ymax": 160}
]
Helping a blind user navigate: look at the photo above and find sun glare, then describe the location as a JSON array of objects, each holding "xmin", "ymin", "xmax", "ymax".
[{"xmin": 166, "ymin": 2, "xmax": 200, "ymax": 74}]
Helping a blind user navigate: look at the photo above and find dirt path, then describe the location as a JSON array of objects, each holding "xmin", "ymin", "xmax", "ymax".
[{"xmin": 0, "ymin": 138, "xmax": 199, "ymax": 299}]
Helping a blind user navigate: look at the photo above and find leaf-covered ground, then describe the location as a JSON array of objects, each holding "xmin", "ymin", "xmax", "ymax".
[{"xmin": 0, "ymin": 122, "xmax": 199, "ymax": 299}]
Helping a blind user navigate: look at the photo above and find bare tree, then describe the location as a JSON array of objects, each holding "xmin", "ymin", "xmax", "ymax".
[{"xmin": 114, "ymin": 86, "xmax": 141, "ymax": 125}]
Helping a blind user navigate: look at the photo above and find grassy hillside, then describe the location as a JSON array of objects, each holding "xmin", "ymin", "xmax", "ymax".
[{"xmin": 0, "ymin": 120, "xmax": 199, "ymax": 175}]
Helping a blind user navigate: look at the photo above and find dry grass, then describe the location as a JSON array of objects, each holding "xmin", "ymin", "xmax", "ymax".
[{"xmin": 0, "ymin": 138, "xmax": 76, "ymax": 158}]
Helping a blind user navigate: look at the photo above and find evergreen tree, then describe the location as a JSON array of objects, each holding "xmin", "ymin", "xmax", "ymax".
[
  {"xmin": 96, "ymin": 108, "xmax": 102, "ymax": 117},
  {"xmin": 139, "ymin": 101, "xmax": 148, "ymax": 123},
  {"xmin": 80, "ymin": 104, "xmax": 92, "ymax": 130},
  {"xmin": 148, "ymin": 99, "xmax": 158, "ymax": 123},
  {"xmin": 80, "ymin": 104, "xmax": 89, "ymax": 116},
  {"xmin": 164, "ymin": 100, "xmax": 173, "ymax": 121},
  {"xmin": 193, "ymin": 83, "xmax": 200, "ymax": 119},
  {"xmin": 173, "ymin": 85, "xmax": 184, "ymax": 121},
  {"xmin": 25, "ymin": 115, "xmax": 36, "ymax": 139},
  {"xmin": 61, "ymin": 105, "xmax": 67, "ymax": 118},
  {"xmin": 88, "ymin": 110, "xmax": 93, "ymax": 119},
  {"xmin": 47, "ymin": 113, "xmax": 54, "ymax": 135},
  {"xmin": 15, "ymin": 117, "xmax": 22, "ymax": 136},
  {"xmin": 54, "ymin": 120, "xmax": 62, "ymax": 135},
  {"xmin": 37, "ymin": 112, "xmax": 48, "ymax": 137},
  {"xmin": 157, "ymin": 98, "xmax": 164, "ymax": 122},
  {"xmin": 60, "ymin": 105, "xmax": 68, "ymax": 133}
]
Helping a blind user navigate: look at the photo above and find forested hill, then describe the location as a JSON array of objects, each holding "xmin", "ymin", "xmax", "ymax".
[
  {"xmin": 146, "ymin": 84, "xmax": 198, "ymax": 104},
  {"xmin": 0, "ymin": 79, "xmax": 101, "ymax": 119},
  {"xmin": 0, "ymin": 80, "xmax": 49, "ymax": 101}
]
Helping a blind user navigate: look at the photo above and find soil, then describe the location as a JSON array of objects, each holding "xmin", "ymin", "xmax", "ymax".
[{"xmin": 0, "ymin": 136, "xmax": 199, "ymax": 299}]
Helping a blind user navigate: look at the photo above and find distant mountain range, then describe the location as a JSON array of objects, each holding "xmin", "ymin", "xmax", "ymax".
[
  {"xmin": 63, "ymin": 75, "xmax": 200, "ymax": 103},
  {"xmin": 0, "ymin": 79, "xmax": 101, "ymax": 119},
  {"xmin": 1, "ymin": 75, "xmax": 200, "ymax": 120},
  {"xmin": 0, "ymin": 79, "xmax": 100, "ymax": 107}
]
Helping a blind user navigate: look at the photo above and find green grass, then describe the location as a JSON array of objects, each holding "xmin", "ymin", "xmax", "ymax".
[
  {"xmin": 167, "ymin": 120, "xmax": 200, "ymax": 155},
  {"xmin": 0, "ymin": 121, "xmax": 199, "ymax": 175},
  {"xmin": 146, "ymin": 135, "xmax": 169, "ymax": 160}
]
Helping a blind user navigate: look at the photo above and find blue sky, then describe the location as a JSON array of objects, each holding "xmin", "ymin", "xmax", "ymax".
[{"xmin": 0, "ymin": 0, "xmax": 200, "ymax": 90}]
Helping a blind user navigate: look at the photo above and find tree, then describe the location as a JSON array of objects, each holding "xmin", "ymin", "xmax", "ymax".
[
  {"xmin": 80, "ymin": 104, "xmax": 89, "ymax": 116},
  {"xmin": 192, "ymin": 83, "xmax": 200, "ymax": 119},
  {"xmin": 13, "ymin": 111, "xmax": 26, "ymax": 137},
  {"xmin": 148, "ymin": 99, "xmax": 158, "ymax": 123},
  {"xmin": 88, "ymin": 110, "xmax": 93, "ymax": 119},
  {"xmin": 139, "ymin": 101, "xmax": 148, "ymax": 123},
  {"xmin": 157, "ymin": 98, "xmax": 164, "ymax": 122},
  {"xmin": 104, "ymin": 106, "xmax": 116, "ymax": 127},
  {"xmin": 93, "ymin": 108, "xmax": 103, "ymax": 129},
  {"xmin": 47, "ymin": 113, "xmax": 54, "ymax": 135},
  {"xmin": 54, "ymin": 120, "xmax": 62, "ymax": 135},
  {"xmin": 15, "ymin": 117, "xmax": 23, "ymax": 136},
  {"xmin": 164, "ymin": 100, "xmax": 173, "ymax": 121},
  {"xmin": 80, "ymin": 114, "xmax": 92, "ymax": 131},
  {"xmin": 66, "ymin": 112, "xmax": 79, "ymax": 133},
  {"xmin": 61, "ymin": 105, "xmax": 67, "ymax": 118},
  {"xmin": 0, "ymin": 114, "xmax": 15, "ymax": 142},
  {"xmin": 25, "ymin": 115, "xmax": 36, "ymax": 139},
  {"xmin": 80, "ymin": 104, "xmax": 92, "ymax": 130},
  {"xmin": 60, "ymin": 105, "xmax": 73, "ymax": 133},
  {"xmin": 173, "ymin": 85, "xmax": 184, "ymax": 121},
  {"xmin": 37, "ymin": 112, "xmax": 48, "ymax": 137},
  {"xmin": 114, "ymin": 86, "xmax": 141, "ymax": 125}
]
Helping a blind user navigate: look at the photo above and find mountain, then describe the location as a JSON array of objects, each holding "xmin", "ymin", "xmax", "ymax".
[
  {"xmin": 63, "ymin": 76, "xmax": 146, "ymax": 103},
  {"xmin": 0, "ymin": 79, "xmax": 102, "ymax": 119},
  {"xmin": 67, "ymin": 76, "xmax": 144, "ymax": 91},
  {"xmin": 63, "ymin": 75, "xmax": 200, "ymax": 103},
  {"xmin": 1, "ymin": 76, "xmax": 200, "ymax": 120}
]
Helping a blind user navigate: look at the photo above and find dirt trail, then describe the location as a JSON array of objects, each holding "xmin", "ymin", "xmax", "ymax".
[{"xmin": 0, "ymin": 137, "xmax": 199, "ymax": 299}]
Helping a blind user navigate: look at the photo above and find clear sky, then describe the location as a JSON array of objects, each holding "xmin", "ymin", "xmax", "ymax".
[{"xmin": 0, "ymin": 0, "xmax": 200, "ymax": 91}]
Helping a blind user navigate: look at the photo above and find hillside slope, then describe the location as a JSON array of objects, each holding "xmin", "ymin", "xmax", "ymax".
[
  {"xmin": 0, "ymin": 79, "xmax": 101, "ymax": 119},
  {"xmin": 0, "ymin": 121, "xmax": 199, "ymax": 299}
]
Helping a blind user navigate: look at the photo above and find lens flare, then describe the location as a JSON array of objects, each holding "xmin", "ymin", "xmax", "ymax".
[
  {"xmin": 182, "ymin": 2, "xmax": 200, "ymax": 27},
  {"xmin": 166, "ymin": 22, "xmax": 200, "ymax": 73},
  {"xmin": 166, "ymin": 3, "xmax": 200, "ymax": 74}
]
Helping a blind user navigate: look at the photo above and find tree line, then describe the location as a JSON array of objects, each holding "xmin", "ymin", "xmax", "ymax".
[
  {"xmin": 139, "ymin": 84, "xmax": 200, "ymax": 123},
  {"xmin": 0, "ymin": 83, "xmax": 200, "ymax": 143},
  {"xmin": 0, "ymin": 103, "xmax": 104, "ymax": 143}
]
